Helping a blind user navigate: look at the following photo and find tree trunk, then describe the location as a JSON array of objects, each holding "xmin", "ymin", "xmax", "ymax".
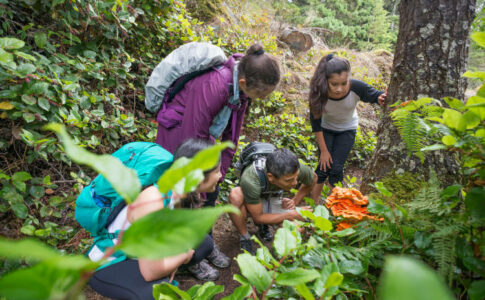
[
  {"xmin": 279, "ymin": 28, "xmax": 314, "ymax": 52},
  {"xmin": 361, "ymin": 0, "xmax": 476, "ymax": 193}
]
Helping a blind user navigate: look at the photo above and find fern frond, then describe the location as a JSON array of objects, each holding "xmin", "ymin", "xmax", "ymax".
[
  {"xmin": 431, "ymin": 234, "xmax": 456, "ymax": 286},
  {"xmin": 392, "ymin": 111, "xmax": 428, "ymax": 155},
  {"xmin": 406, "ymin": 172, "xmax": 442, "ymax": 216}
]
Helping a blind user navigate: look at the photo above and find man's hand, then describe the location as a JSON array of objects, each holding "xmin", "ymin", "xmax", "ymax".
[
  {"xmin": 378, "ymin": 89, "xmax": 388, "ymax": 106},
  {"xmin": 183, "ymin": 249, "xmax": 195, "ymax": 264},
  {"xmin": 282, "ymin": 197, "xmax": 295, "ymax": 210}
]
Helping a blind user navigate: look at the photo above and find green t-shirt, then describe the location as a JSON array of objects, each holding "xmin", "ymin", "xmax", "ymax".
[{"xmin": 240, "ymin": 161, "xmax": 314, "ymax": 205}]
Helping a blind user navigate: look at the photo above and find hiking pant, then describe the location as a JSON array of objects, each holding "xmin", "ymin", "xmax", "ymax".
[
  {"xmin": 89, "ymin": 234, "xmax": 214, "ymax": 300},
  {"xmin": 315, "ymin": 129, "xmax": 356, "ymax": 186}
]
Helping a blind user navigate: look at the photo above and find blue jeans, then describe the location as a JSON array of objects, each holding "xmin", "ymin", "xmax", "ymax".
[{"xmin": 315, "ymin": 129, "xmax": 356, "ymax": 186}]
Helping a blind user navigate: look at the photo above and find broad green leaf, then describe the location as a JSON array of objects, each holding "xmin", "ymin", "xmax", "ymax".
[
  {"xmin": 274, "ymin": 227, "xmax": 297, "ymax": 258},
  {"xmin": 0, "ymin": 237, "xmax": 96, "ymax": 270},
  {"xmin": 324, "ymin": 272, "xmax": 344, "ymax": 288},
  {"xmin": 373, "ymin": 182, "xmax": 392, "ymax": 197},
  {"xmin": 378, "ymin": 256, "xmax": 454, "ymax": 300},
  {"xmin": 186, "ymin": 284, "xmax": 201, "ymax": 298},
  {"xmin": 476, "ymin": 129, "xmax": 485, "ymax": 138},
  {"xmin": 338, "ymin": 260, "xmax": 364, "ymax": 275},
  {"xmin": 119, "ymin": 205, "xmax": 238, "ymax": 259},
  {"xmin": 444, "ymin": 97, "xmax": 465, "ymax": 110},
  {"xmin": 0, "ymin": 263, "xmax": 81, "ymax": 300},
  {"xmin": 21, "ymin": 225, "xmax": 36, "ymax": 236},
  {"xmin": 157, "ymin": 142, "xmax": 233, "ymax": 194},
  {"xmin": 299, "ymin": 208, "xmax": 316, "ymax": 220},
  {"xmin": 443, "ymin": 109, "xmax": 466, "ymax": 131},
  {"xmin": 152, "ymin": 282, "xmax": 190, "ymax": 300},
  {"xmin": 45, "ymin": 123, "xmax": 141, "ymax": 203},
  {"xmin": 465, "ymin": 187, "xmax": 485, "ymax": 222},
  {"xmin": 471, "ymin": 32, "xmax": 485, "ymax": 48},
  {"xmin": 441, "ymin": 135, "xmax": 456, "ymax": 146},
  {"xmin": 462, "ymin": 70, "xmax": 485, "ymax": 80},
  {"xmin": 0, "ymin": 101, "xmax": 14, "ymax": 110},
  {"xmin": 11, "ymin": 200, "xmax": 28, "ymax": 219},
  {"xmin": 220, "ymin": 284, "xmax": 252, "ymax": 300},
  {"xmin": 236, "ymin": 253, "xmax": 272, "ymax": 292},
  {"xmin": 0, "ymin": 48, "xmax": 13, "ymax": 64},
  {"xmin": 313, "ymin": 205, "xmax": 329, "ymax": 219},
  {"xmin": 38, "ymin": 97, "xmax": 51, "ymax": 111},
  {"xmin": 14, "ymin": 51, "xmax": 36, "ymax": 61},
  {"xmin": 0, "ymin": 37, "xmax": 25, "ymax": 50},
  {"xmin": 16, "ymin": 63, "xmax": 36, "ymax": 76},
  {"xmin": 313, "ymin": 262, "xmax": 339, "ymax": 296},
  {"xmin": 12, "ymin": 171, "xmax": 32, "ymax": 182},
  {"xmin": 276, "ymin": 268, "xmax": 320, "ymax": 286},
  {"xmin": 463, "ymin": 111, "xmax": 481, "ymax": 129},
  {"xmin": 34, "ymin": 33, "xmax": 48, "ymax": 49},
  {"xmin": 193, "ymin": 281, "xmax": 224, "ymax": 300},
  {"xmin": 413, "ymin": 231, "xmax": 432, "ymax": 249},
  {"xmin": 466, "ymin": 96, "xmax": 485, "ymax": 120},
  {"xmin": 295, "ymin": 283, "xmax": 315, "ymax": 300},
  {"xmin": 469, "ymin": 280, "xmax": 485, "ymax": 300},
  {"xmin": 23, "ymin": 112, "xmax": 35, "ymax": 123},
  {"xmin": 314, "ymin": 216, "xmax": 332, "ymax": 232},
  {"xmin": 21, "ymin": 95, "xmax": 36, "ymax": 105},
  {"xmin": 29, "ymin": 185, "xmax": 45, "ymax": 199}
]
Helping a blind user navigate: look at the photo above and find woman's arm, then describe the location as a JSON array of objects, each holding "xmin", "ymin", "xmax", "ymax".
[{"xmin": 127, "ymin": 186, "xmax": 194, "ymax": 282}]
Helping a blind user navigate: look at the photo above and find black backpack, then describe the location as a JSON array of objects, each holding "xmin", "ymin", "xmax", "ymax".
[{"xmin": 235, "ymin": 142, "xmax": 281, "ymax": 198}]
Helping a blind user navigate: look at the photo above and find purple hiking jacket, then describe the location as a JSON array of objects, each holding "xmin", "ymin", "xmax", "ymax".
[{"xmin": 155, "ymin": 54, "xmax": 248, "ymax": 179}]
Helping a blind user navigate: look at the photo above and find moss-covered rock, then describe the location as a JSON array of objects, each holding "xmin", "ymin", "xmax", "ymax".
[
  {"xmin": 369, "ymin": 171, "xmax": 424, "ymax": 205},
  {"xmin": 185, "ymin": 0, "xmax": 224, "ymax": 21}
]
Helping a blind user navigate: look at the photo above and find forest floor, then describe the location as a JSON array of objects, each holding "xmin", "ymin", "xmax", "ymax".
[{"xmin": 83, "ymin": 166, "xmax": 366, "ymax": 299}]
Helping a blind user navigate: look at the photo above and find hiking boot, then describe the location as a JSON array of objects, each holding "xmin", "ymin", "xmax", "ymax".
[
  {"xmin": 240, "ymin": 238, "xmax": 255, "ymax": 255},
  {"xmin": 187, "ymin": 259, "xmax": 220, "ymax": 281},
  {"xmin": 257, "ymin": 224, "xmax": 273, "ymax": 242},
  {"xmin": 207, "ymin": 244, "xmax": 231, "ymax": 268}
]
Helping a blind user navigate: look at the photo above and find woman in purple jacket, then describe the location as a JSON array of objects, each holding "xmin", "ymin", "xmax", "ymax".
[{"xmin": 154, "ymin": 43, "xmax": 280, "ymax": 272}]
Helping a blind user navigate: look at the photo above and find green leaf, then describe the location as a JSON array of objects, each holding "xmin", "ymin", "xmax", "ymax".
[
  {"xmin": 338, "ymin": 260, "xmax": 364, "ymax": 275},
  {"xmin": 220, "ymin": 284, "xmax": 252, "ymax": 300},
  {"xmin": 157, "ymin": 142, "xmax": 233, "ymax": 194},
  {"xmin": 27, "ymin": 82, "xmax": 49, "ymax": 95},
  {"xmin": 0, "ymin": 263, "xmax": 80, "ymax": 300},
  {"xmin": 314, "ymin": 262, "xmax": 339, "ymax": 296},
  {"xmin": 10, "ymin": 197, "xmax": 28, "ymax": 219},
  {"xmin": 16, "ymin": 63, "xmax": 36, "ymax": 76},
  {"xmin": 299, "ymin": 209, "xmax": 316, "ymax": 220},
  {"xmin": 0, "ymin": 37, "xmax": 25, "ymax": 50},
  {"xmin": 465, "ymin": 187, "xmax": 485, "ymax": 222},
  {"xmin": 324, "ymin": 272, "xmax": 344, "ymax": 288},
  {"xmin": 462, "ymin": 70, "xmax": 485, "ymax": 80},
  {"xmin": 466, "ymin": 96, "xmax": 485, "ymax": 120},
  {"xmin": 45, "ymin": 123, "xmax": 141, "ymax": 203},
  {"xmin": 273, "ymin": 227, "xmax": 297, "ymax": 258},
  {"xmin": 13, "ymin": 171, "xmax": 32, "ymax": 182},
  {"xmin": 441, "ymin": 135, "xmax": 456, "ymax": 146},
  {"xmin": 295, "ymin": 283, "xmax": 315, "ymax": 300},
  {"xmin": 21, "ymin": 225, "xmax": 36, "ymax": 236},
  {"xmin": 476, "ymin": 129, "xmax": 485, "ymax": 138},
  {"xmin": 443, "ymin": 109, "xmax": 466, "ymax": 131},
  {"xmin": 21, "ymin": 94, "xmax": 37, "ymax": 105},
  {"xmin": 471, "ymin": 32, "xmax": 485, "ymax": 48},
  {"xmin": 378, "ymin": 256, "xmax": 454, "ymax": 300},
  {"xmin": 29, "ymin": 185, "xmax": 45, "ymax": 199},
  {"xmin": 236, "ymin": 253, "xmax": 272, "ymax": 292},
  {"xmin": 276, "ymin": 268, "xmax": 320, "ymax": 286},
  {"xmin": 193, "ymin": 281, "xmax": 224, "ymax": 300},
  {"xmin": 314, "ymin": 216, "xmax": 332, "ymax": 232},
  {"xmin": 313, "ymin": 205, "xmax": 329, "ymax": 219},
  {"xmin": 152, "ymin": 282, "xmax": 190, "ymax": 300},
  {"xmin": 14, "ymin": 51, "xmax": 36, "ymax": 61},
  {"xmin": 34, "ymin": 33, "xmax": 48, "ymax": 49},
  {"xmin": 0, "ymin": 48, "xmax": 13, "ymax": 65},
  {"xmin": 463, "ymin": 111, "xmax": 481, "ymax": 129},
  {"xmin": 119, "ymin": 205, "xmax": 238, "ymax": 259},
  {"xmin": 469, "ymin": 280, "xmax": 485, "ymax": 300},
  {"xmin": 38, "ymin": 97, "xmax": 51, "ymax": 111}
]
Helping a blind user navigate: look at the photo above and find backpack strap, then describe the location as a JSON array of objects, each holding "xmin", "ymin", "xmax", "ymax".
[
  {"xmin": 166, "ymin": 67, "xmax": 220, "ymax": 103},
  {"xmin": 253, "ymin": 158, "xmax": 270, "ymax": 198}
]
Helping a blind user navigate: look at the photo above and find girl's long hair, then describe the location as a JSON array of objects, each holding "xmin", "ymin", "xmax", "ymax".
[{"xmin": 309, "ymin": 54, "xmax": 351, "ymax": 119}]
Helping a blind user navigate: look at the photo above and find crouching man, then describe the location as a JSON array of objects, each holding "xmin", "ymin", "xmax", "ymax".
[{"xmin": 229, "ymin": 148, "xmax": 317, "ymax": 253}]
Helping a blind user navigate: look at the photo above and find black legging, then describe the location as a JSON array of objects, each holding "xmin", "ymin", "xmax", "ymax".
[
  {"xmin": 89, "ymin": 234, "xmax": 214, "ymax": 300},
  {"xmin": 315, "ymin": 129, "xmax": 356, "ymax": 186}
]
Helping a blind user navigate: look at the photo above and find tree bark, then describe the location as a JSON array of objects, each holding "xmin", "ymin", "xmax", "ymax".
[{"xmin": 361, "ymin": 0, "xmax": 476, "ymax": 193}]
